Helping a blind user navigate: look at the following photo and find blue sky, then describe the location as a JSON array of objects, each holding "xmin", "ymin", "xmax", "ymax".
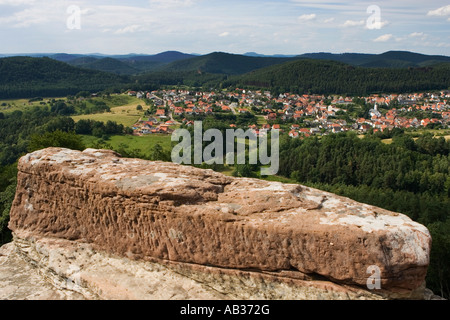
[{"xmin": 1, "ymin": 0, "xmax": 449, "ymax": 55}]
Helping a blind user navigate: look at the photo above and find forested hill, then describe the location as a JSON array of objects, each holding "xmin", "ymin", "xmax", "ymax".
[
  {"xmin": 158, "ymin": 52, "xmax": 295, "ymax": 75},
  {"xmin": 2, "ymin": 54, "xmax": 450, "ymax": 99},
  {"xmin": 298, "ymin": 51, "xmax": 450, "ymax": 68},
  {"xmin": 0, "ymin": 56, "xmax": 128, "ymax": 99},
  {"xmin": 232, "ymin": 59, "xmax": 450, "ymax": 95},
  {"xmin": 64, "ymin": 51, "xmax": 198, "ymax": 74},
  {"xmin": 67, "ymin": 57, "xmax": 140, "ymax": 75}
]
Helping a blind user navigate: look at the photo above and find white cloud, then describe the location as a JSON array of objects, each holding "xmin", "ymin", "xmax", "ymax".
[
  {"xmin": 373, "ymin": 34, "xmax": 393, "ymax": 42},
  {"xmin": 427, "ymin": 5, "xmax": 450, "ymax": 17},
  {"xmin": 115, "ymin": 24, "xmax": 143, "ymax": 35},
  {"xmin": 437, "ymin": 42, "xmax": 450, "ymax": 48},
  {"xmin": 0, "ymin": 0, "xmax": 35, "ymax": 5},
  {"xmin": 87, "ymin": 5, "xmax": 154, "ymax": 30},
  {"xmin": 409, "ymin": 32, "xmax": 424, "ymax": 37},
  {"xmin": 408, "ymin": 32, "xmax": 429, "ymax": 41},
  {"xmin": 0, "ymin": 4, "xmax": 60, "ymax": 27},
  {"xmin": 323, "ymin": 18, "xmax": 334, "ymax": 23},
  {"xmin": 149, "ymin": 0, "xmax": 196, "ymax": 9},
  {"xmin": 365, "ymin": 19, "xmax": 390, "ymax": 30},
  {"xmin": 219, "ymin": 31, "xmax": 230, "ymax": 37},
  {"xmin": 342, "ymin": 20, "xmax": 365, "ymax": 27},
  {"xmin": 377, "ymin": 20, "xmax": 389, "ymax": 29},
  {"xmin": 298, "ymin": 13, "xmax": 316, "ymax": 22}
]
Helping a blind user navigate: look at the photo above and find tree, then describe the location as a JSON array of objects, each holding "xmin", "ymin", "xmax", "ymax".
[
  {"xmin": 76, "ymin": 91, "xmax": 91, "ymax": 98},
  {"xmin": 92, "ymin": 127, "xmax": 104, "ymax": 138},
  {"xmin": 427, "ymin": 219, "xmax": 450, "ymax": 299},
  {"xmin": 28, "ymin": 130, "xmax": 85, "ymax": 152},
  {"xmin": 0, "ymin": 177, "xmax": 16, "ymax": 245},
  {"xmin": 51, "ymin": 101, "xmax": 75, "ymax": 116},
  {"xmin": 75, "ymin": 119, "xmax": 94, "ymax": 135},
  {"xmin": 149, "ymin": 143, "xmax": 170, "ymax": 162},
  {"xmin": 44, "ymin": 116, "xmax": 76, "ymax": 133},
  {"xmin": 136, "ymin": 105, "xmax": 143, "ymax": 111},
  {"xmin": 232, "ymin": 164, "xmax": 256, "ymax": 178}
]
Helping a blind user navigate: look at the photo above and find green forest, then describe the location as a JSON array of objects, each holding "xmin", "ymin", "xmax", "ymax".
[
  {"xmin": 1, "ymin": 54, "xmax": 450, "ymax": 299},
  {"xmin": 233, "ymin": 59, "xmax": 450, "ymax": 96},
  {"xmin": 0, "ymin": 104, "xmax": 449, "ymax": 298},
  {"xmin": 1, "ymin": 55, "xmax": 450, "ymax": 99},
  {"xmin": 0, "ymin": 57, "xmax": 126, "ymax": 99},
  {"xmin": 277, "ymin": 132, "xmax": 450, "ymax": 298}
]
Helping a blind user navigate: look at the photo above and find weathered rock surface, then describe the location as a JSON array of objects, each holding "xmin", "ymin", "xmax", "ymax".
[
  {"xmin": 4, "ymin": 147, "xmax": 433, "ymax": 299},
  {"xmin": 1, "ymin": 235, "xmax": 389, "ymax": 300}
]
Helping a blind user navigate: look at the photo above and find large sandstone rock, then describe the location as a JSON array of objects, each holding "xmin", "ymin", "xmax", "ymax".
[
  {"xmin": 6, "ymin": 148, "xmax": 432, "ymax": 299},
  {"xmin": 1, "ymin": 235, "xmax": 389, "ymax": 300}
]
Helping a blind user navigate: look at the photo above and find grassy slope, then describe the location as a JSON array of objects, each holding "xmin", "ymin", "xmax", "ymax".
[
  {"xmin": 0, "ymin": 98, "xmax": 63, "ymax": 114},
  {"xmin": 72, "ymin": 96, "xmax": 145, "ymax": 127},
  {"xmin": 82, "ymin": 134, "xmax": 172, "ymax": 156}
]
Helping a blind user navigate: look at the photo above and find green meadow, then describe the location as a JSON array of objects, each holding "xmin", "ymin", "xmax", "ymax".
[
  {"xmin": 0, "ymin": 97, "xmax": 66, "ymax": 114},
  {"xmin": 72, "ymin": 98, "xmax": 146, "ymax": 127},
  {"xmin": 81, "ymin": 134, "xmax": 173, "ymax": 157}
]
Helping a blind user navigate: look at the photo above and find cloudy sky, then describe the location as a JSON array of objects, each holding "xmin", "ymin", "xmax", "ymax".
[{"xmin": 0, "ymin": 0, "xmax": 449, "ymax": 55}]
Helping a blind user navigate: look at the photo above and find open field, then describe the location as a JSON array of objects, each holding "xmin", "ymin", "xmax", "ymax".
[
  {"xmin": 72, "ymin": 102, "xmax": 145, "ymax": 127},
  {"xmin": 0, "ymin": 97, "xmax": 65, "ymax": 114},
  {"xmin": 256, "ymin": 115, "xmax": 268, "ymax": 125},
  {"xmin": 0, "ymin": 94, "xmax": 146, "ymax": 127},
  {"xmin": 382, "ymin": 134, "xmax": 450, "ymax": 144},
  {"xmin": 81, "ymin": 134, "xmax": 173, "ymax": 156}
]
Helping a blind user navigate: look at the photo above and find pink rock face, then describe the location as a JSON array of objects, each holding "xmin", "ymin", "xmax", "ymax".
[{"xmin": 8, "ymin": 148, "xmax": 432, "ymax": 297}]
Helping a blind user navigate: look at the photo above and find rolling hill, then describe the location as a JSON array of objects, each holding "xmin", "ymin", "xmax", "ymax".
[
  {"xmin": 2, "ymin": 50, "xmax": 450, "ymax": 99},
  {"xmin": 157, "ymin": 52, "xmax": 296, "ymax": 75},
  {"xmin": 3, "ymin": 50, "xmax": 450, "ymax": 76},
  {"xmin": 233, "ymin": 58, "xmax": 450, "ymax": 95},
  {"xmin": 67, "ymin": 57, "xmax": 140, "ymax": 75},
  {"xmin": 125, "ymin": 51, "xmax": 196, "ymax": 63},
  {"xmin": 0, "ymin": 56, "xmax": 128, "ymax": 99},
  {"xmin": 297, "ymin": 51, "xmax": 450, "ymax": 68},
  {"xmin": 56, "ymin": 51, "xmax": 197, "ymax": 74}
]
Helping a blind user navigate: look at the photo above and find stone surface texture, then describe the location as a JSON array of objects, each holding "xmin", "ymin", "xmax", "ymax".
[{"xmin": 3, "ymin": 148, "xmax": 433, "ymax": 300}]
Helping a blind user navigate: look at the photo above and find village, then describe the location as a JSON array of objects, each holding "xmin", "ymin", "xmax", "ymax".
[{"xmin": 129, "ymin": 88, "xmax": 450, "ymax": 138}]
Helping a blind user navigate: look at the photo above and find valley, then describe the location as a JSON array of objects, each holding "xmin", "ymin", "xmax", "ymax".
[{"xmin": 0, "ymin": 49, "xmax": 450, "ymax": 300}]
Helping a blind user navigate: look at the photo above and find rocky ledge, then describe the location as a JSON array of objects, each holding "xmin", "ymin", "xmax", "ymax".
[{"xmin": 2, "ymin": 148, "xmax": 434, "ymax": 299}]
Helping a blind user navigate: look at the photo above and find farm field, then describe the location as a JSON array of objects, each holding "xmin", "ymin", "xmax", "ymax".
[
  {"xmin": 0, "ymin": 97, "xmax": 66, "ymax": 113},
  {"xmin": 72, "ymin": 102, "xmax": 145, "ymax": 127}
]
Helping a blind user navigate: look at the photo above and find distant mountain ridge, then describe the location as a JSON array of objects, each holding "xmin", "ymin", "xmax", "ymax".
[
  {"xmin": 1, "ymin": 50, "xmax": 449, "ymax": 75},
  {"xmin": 154, "ymin": 50, "xmax": 450, "ymax": 76},
  {"xmin": 61, "ymin": 51, "xmax": 198, "ymax": 75},
  {"xmin": 297, "ymin": 51, "xmax": 450, "ymax": 68},
  {"xmin": 0, "ymin": 51, "xmax": 198, "ymax": 75},
  {"xmin": 1, "ymin": 50, "xmax": 450, "ymax": 99},
  {"xmin": 157, "ymin": 52, "xmax": 296, "ymax": 75},
  {"xmin": 0, "ymin": 56, "xmax": 126, "ymax": 99}
]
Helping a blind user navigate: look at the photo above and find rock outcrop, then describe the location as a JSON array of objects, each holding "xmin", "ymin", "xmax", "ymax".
[{"xmin": 3, "ymin": 148, "xmax": 433, "ymax": 300}]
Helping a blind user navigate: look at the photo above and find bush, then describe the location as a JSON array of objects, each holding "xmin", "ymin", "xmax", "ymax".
[{"xmin": 28, "ymin": 130, "xmax": 85, "ymax": 152}]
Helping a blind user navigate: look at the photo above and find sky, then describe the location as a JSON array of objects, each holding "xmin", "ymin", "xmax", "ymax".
[{"xmin": 0, "ymin": 0, "xmax": 449, "ymax": 56}]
